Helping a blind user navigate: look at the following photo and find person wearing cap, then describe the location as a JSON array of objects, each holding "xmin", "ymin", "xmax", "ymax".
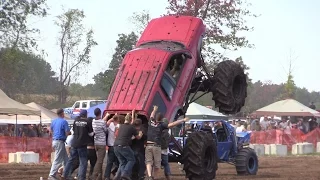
[
  {"xmin": 145, "ymin": 105, "xmax": 190, "ymax": 180},
  {"xmin": 62, "ymin": 110, "xmax": 94, "ymax": 180},
  {"xmin": 48, "ymin": 108, "xmax": 70, "ymax": 180}
]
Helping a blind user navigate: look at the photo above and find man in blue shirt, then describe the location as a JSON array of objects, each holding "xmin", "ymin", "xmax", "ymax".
[{"xmin": 48, "ymin": 108, "xmax": 70, "ymax": 180}]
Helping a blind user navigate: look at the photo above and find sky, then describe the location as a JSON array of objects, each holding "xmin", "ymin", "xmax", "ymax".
[{"xmin": 29, "ymin": 0, "xmax": 320, "ymax": 92}]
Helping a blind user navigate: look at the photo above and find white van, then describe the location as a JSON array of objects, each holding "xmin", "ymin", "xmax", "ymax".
[{"xmin": 71, "ymin": 100, "xmax": 106, "ymax": 117}]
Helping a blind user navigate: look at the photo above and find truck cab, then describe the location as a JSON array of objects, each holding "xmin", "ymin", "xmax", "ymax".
[{"xmin": 106, "ymin": 16, "xmax": 206, "ymax": 123}]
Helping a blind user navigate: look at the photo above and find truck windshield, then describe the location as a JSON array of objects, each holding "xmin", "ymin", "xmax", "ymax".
[{"xmin": 138, "ymin": 41, "xmax": 185, "ymax": 51}]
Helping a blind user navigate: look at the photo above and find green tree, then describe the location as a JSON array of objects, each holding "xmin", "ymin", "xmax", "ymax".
[
  {"xmin": 94, "ymin": 32, "xmax": 138, "ymax": 95},
  {"xmin": 282, "ymin": 51, "xmax": 296, "ymax": 99},
  {"xmin": 0, "ymin": 0, "xmax": 47, "ymax": 50},
  {"xmin": 55, "ymin": 9, "xmax": 98, "ymax": 104},
  {"xmin": 0, "ymin": 48, "xmax": 58, "ymax": 97},
  {"xmin": 165, "ymin": 0, "xmax": 255, "ymax": 80}
]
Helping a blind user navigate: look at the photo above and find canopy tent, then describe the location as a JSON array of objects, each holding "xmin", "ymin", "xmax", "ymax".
[
  {"xmin": 185, "ymin": 103, "xmax": 228, "ymax": 121},
  {"xmin": 87, "ymin": 103, "xmax": 107, "ymax": 118},
  {"xmin": 253, "ymin": 99, "xmax": 320, "ymax": 117},
  {"xmin": 0, "ymin": 102, "xmax": 74, "ymax": 125},
  {"xmin": 0, "ymin": 89, "xmax": 40, "ymax": 116}
]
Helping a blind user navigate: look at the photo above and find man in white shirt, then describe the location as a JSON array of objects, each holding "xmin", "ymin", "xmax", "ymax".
[
  {"xmin": 92, "ymin": 108, "xmax": 108, "ymax": 180},
  {"xmin": 104, "ymin": 114, "xmax": 120, "ymax": 180},
  {"xmin": 260, "ymin": 117, "xmax": 270, "ymax": 131}
]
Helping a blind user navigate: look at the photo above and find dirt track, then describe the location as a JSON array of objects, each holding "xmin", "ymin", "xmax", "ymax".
[{"xmin": 0, "ymin": 156, "xmax": 320, "ymax": 180}]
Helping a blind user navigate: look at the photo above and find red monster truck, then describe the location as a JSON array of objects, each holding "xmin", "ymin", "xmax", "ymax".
[{"xmin": 105, "ymin": 15, "xmax": 248, "ymax": 179}]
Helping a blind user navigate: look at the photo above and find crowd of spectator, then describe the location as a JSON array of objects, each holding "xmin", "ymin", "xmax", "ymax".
[
  {"xmin": 230, "ymin": 116, "xmax": 319, "ymax": 134},
  {"xmin": 0, "ymin": 124, "xmax": 50, "ymax": 137}
]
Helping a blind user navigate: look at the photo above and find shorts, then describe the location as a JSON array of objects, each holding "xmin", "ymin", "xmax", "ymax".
[{"xmin": 145, "ymin": 145, "xmax": 162, "ymax": 168}]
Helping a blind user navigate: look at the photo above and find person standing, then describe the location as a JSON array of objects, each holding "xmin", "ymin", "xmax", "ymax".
[
  {"xmin": 104, "ymin": 114, "xmax": 120, "ymax": 180},
  {"xmin": 87, "ymin": 117, "xmax": 97, "ymax": 179},
  {"xmin": 48, "ymin": 108, "xmax": 70, "ymax": 180},
  {"xmin": 145, "ymin": 105, "xmax": 189, "ymax": 180},
  {"xmin": 92, "ymin": 108, "xmax": 108, "ymax": 180},
  {"xmin": 62, "ymin": 110, "xmax": 94, "ymax": 180},
  {"xmin": 113, "ymin": 115, "xmax": 143, "ymax": 180},
  {"xmin": 160, "ymin": 121, "xmax": 171, "ymax": 180},
  {"xmin": 131, "ymin": 118, "xmax": 147, "ymax": 180}
]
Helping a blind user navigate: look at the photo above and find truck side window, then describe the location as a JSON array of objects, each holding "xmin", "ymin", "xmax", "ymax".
[
  {"xmin": 166, "ymin": 53, "xmax": 186, "ymax": 81},
  {"xmin": 82, "ymin": 102, "xmax": 87, "ymax": 108},
  {"xmin": 160, "ymin": 73, "xmax": 175, "ymax": 101},
  {"xmin": 74, "ymin": 102, "xmax": 80, "ymax": 108},
  {"xmin": 149, "ymin": 92, "xmax": 167, "ymax": 116}
]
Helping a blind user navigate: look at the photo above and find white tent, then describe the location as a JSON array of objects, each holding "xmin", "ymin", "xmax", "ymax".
[
  {"xmin": 186, "ymin": 103, "xmax": 228, "ymax": 121},
  {"xmin": 0, "ymin": 102, "xmax": 74, "ymax": 125},
  {"xmin": 0, "ymin": 89, "xmax": 40, "ymax": 116},
  {"xmin": 253, "ymin": 99, "xmax": 320, "ymax": 117}
]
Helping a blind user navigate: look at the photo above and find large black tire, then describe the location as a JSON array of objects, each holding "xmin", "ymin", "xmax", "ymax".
[
  {"xmin": 182, "ymin": 131, "xmax": 218, "ymax": 180},
  {"xmin": 235, "ymin": 148, "xmax": 259, "ymax": 175},
  {"xmin": 211, "ymin": 60, "xmax": 247, "ymax": 114}
]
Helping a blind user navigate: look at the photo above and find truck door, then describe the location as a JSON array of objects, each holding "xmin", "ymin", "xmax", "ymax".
[{"xmin": 216, "ymin": 124, "xmax": 233, "ymax": 161}]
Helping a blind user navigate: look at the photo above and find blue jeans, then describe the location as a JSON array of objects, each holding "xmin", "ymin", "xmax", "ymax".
[
  {"xmin": 161, "ymin": 154, "xmax": 171, "ymax": 176},
  {"xmin": 63, "ymin": 147, "xmax": 88, "ymax": 180},
  {"xmin": 49, "ymin": 140, "xmax": 69, "ymax": 177},
  {"xmin": 104, "ymin": 146, "xmax": 119, "ymax": 178},
  {"xmin": 132, "ymin": 150, "xmax": 145, "ymax": 179},
  {"xmin": 114, "ymin": 145, "xmax": 136, "ymax": 177}
]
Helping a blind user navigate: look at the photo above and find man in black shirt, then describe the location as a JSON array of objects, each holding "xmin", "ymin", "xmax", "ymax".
[
  {"xmin": 62, "ymin": 110, "xmax": 94, "ymax": 180},
  {"xmin": 131, "ymin": 119, "xmax": 147, "ymax": 180},
  {"xmin": 145, "ymin": 106, "xmax": 189, "ymax": 180},
  {"xmin": 113, "ymin": 115, "xmax": 143, "ymax": 180}
]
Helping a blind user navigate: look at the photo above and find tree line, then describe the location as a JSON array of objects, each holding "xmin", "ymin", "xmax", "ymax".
[{"xmin": 1, "ymin": 0, "xmax": 319, "ymax": 113}]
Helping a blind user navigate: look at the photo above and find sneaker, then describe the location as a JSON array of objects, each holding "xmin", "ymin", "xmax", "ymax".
[{"xmin": 48, "ymin": 176, "xmax": 58, "ymax": 180}]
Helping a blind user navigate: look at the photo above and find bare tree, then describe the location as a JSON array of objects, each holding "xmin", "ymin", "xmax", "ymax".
[
  {"xmin": 55, "ymin": 9, "xmax": 98, "ymax": 103},
  {"xmin": 128, "ymin": 10, "xmax": 151, "ymax": 35},
  {"xmin": 283, "ymin": 49, "xmax": 297, "ymax": 99}
]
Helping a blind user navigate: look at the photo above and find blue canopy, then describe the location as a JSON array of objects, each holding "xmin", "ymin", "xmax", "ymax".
[{"xmin": 87, "ymin": 103, "xmax": 107, "ymax": 118}]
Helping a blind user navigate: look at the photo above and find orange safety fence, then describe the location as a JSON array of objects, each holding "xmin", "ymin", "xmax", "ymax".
[
  {"xmin": 0, "ymin": 137, "xmax": 52, "ymax": 163},
  {"xmin": 0, "ymin": 137, "xmax": 109, "ymax": 163},
  {"xmin": 250, "ymin": 128, "xmax": 320, "ymax": 150},
  {"xmin": 1, "ymin": 128, "xmax": 320, "ymax": 163}
]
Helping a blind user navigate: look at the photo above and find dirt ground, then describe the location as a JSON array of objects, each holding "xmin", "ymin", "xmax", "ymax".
[{"xmin": 1, "ymin": 156, "xmax": 320, "ymax": 180}]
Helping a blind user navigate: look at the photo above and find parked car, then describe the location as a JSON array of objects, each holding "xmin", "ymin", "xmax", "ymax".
[{"xmin": 70, "ymin": 100, "xmax": 106, "ymax": 118}]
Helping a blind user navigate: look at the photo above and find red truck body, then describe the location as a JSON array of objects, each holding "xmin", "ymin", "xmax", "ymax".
[{"xmin": 106, "ymin": 16, "xmax": 206, "ymax": 122}]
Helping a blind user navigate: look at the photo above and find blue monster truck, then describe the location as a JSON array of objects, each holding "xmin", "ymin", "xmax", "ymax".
[{"xmin": 168, "ymin": 119, "xmax": 258, "ymax": 180}]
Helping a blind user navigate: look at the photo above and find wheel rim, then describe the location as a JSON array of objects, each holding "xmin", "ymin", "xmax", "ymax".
[
  {"xmin": 248, "ymin": 157, "xmax": 256, "ymax": 171},
  {"xmin": 232, "ymin": 75, "xmax": 244, "ymax": 101},
  {"xmin": 204, "ymin": 145, "xmax": 215, "ymax": 171}
]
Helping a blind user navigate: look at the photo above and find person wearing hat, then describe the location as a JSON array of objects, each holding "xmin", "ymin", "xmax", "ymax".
[
  {"xmin": 145, "ymin": 105, "xmax": 190, "ymax": 180},
  {"xmin": 48, "ymin": 108, "xmax": 70, "ymax": 180},
  {"xmin": 62, "ymin": 109, "xmax": 94, "ymax": 180}
]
